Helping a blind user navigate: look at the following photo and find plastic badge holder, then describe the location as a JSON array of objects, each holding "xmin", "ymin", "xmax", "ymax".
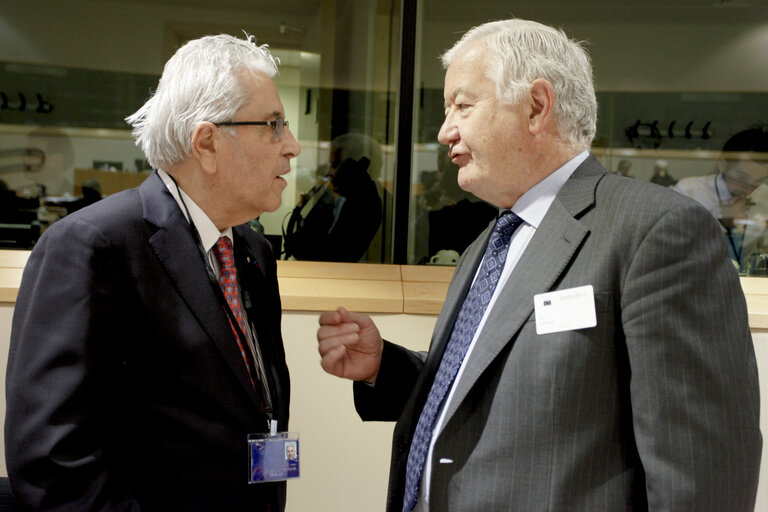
[{"xmin": 248, "ymin": 432, "xmax": 300, "ymax": 484}]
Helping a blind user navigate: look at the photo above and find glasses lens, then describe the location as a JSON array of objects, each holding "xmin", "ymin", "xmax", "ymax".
[{"xmin": 274, "ymin": 118, "xmax": 285, "ymax": 139}]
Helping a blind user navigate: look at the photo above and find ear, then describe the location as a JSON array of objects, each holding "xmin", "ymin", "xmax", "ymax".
[
  {"xmin": 528, "ymin": 78, "xmax": 555, "ymax": 136},
  {"xmin": 190, "ymin": 122, "xmax": 219, "ymax": 175}
]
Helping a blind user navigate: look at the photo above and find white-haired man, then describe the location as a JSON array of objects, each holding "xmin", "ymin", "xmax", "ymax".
[
  {"xmin": 317, "ymin": 19, "xmax": 761, "ymax": 512},
  {"xmin": 6, "ymin": 34, "xmax": 300, "ymax": 511}
]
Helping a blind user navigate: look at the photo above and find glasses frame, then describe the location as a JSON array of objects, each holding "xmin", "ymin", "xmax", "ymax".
[{"xmin": 214, "ymin": 118, "xmax": 289, "ymax": 139}]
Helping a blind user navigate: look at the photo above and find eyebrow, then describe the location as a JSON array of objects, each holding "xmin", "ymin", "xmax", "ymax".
[{"xmin": 444, "ymin": 87, "xmax": 467, "ymax": 108}]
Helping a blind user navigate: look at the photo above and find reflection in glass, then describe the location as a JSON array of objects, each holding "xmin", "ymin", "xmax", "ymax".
[
  {"xmin": 674, "ymin": 127, "xmax": 768, "ymax": 274},
  {"xmin": 284, "ymin": 133, "xmax": 383, "ymax": 262},
  {"xmin": 410, "ymin": 0, "xmax": 768, "ymax": 268},
  {"xmin": 0, "ymin": 0, "xmax": 399, "ymax": 264}
]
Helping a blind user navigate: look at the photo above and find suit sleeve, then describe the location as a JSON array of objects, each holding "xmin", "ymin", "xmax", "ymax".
[
  {"xmin": 5, "ymin": 218, "xmax": 141, "ymax": 511},
  {"xmin": 353, "ymin": 341, "xmax": 426, "ymax": 421},
  {"xmin": 621, "ymin": 201, "xmax": 762, "ymax": 511}
]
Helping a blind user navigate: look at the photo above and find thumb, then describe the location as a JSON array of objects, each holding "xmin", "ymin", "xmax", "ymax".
[{"xmin": 337, "ymin": 306, "xmax": 355, "ymax": 324}]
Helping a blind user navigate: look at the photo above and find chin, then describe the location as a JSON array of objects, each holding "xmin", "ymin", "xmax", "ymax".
[
  {"xmin": 259, "ymin": 198, "xmax": 283, "ymax": 214},
  {"xmin": 458, "ymin": 179, "xmax": 481, "ymax": 197}
]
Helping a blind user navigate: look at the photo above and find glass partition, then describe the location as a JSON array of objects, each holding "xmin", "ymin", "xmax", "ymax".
[
  {"xmin": 0, "ymin": 0, "xmax": 400, "ymax": 264},
  {"xmin": 3, "ymin": 0, "xmax": 768, "ymax": 274},
  {"xmin": 409, "ymin": 1, "xmax": 768, "ymax": 274}
]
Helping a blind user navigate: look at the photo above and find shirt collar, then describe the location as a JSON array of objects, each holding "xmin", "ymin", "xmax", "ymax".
[
  {"xmin": 157, "ymin": 169, "xmax": 234, "ymax": 253},
  {"xmin": 715, "ymin": 172, "xmax": 733, "ymax": 203},
  {"xmin": 510, "ymin": 150, "xmax": 590, "ymax": 228}
]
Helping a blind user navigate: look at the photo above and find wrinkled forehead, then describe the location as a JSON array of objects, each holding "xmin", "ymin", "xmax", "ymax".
[
  {"xmin": 236, "ymin": 71, "xmax": 285, "ymax": 117},
  {"xmin": 443, "ymin": 44, "xmax": 491, "ymax": 90}
]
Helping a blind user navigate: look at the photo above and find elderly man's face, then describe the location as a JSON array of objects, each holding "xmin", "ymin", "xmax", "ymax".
[
  {"xmin": 437, "ymin": 43, "xmax": 531, "ymax": 208},
  {"xmin": 216, "ymin": 72, "xmax": 301, "ymax": 220}
]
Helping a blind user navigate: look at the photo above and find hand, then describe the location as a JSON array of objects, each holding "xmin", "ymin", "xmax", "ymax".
[
  {"xmin": 719, "ymin": 196, "xmax": 751, "ymax": 228},
  {"xmin": 317, "ymin": 307, "xmax": 383, "ymax": 383}
]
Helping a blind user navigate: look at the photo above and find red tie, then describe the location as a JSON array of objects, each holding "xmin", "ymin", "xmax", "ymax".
[{"xmin": 213, "ymin": 236, "xmax": 256, "ymax": 390}]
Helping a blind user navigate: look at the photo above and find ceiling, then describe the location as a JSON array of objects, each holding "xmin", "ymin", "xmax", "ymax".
[
  {"xmin": 423, "ymin": 0, "xmax": 768, "ymax": 24},
  {"xmin": 90, "ymin": 0, "xmax": 768, "ymax": 33}
]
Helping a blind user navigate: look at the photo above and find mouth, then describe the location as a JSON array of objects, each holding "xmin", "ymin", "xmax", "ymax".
[{"xmin": 450, "ymin": 151, "xmax": 467, "ymax": 165}]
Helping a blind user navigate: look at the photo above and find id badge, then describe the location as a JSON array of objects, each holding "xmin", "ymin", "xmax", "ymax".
[{"xmin": 248, "ymin": 431, "xmax": 300, "ymax": 484}]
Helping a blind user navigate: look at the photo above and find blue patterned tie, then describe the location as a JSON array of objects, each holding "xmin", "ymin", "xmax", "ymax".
[{"xmin": 402, "ymin": 211, "xmax": 523, "ymax": 512}]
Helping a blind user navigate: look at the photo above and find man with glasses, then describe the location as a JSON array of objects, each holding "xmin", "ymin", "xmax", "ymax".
[
  {"xmin": 6, "ymin": 34, "xmax": 300, "ymax": 511},
  {"xmin": 675, "ymin": 127, "xmax": 768, "ymax": 273},
  {"xmin": 317, "ymin": 18, "xmax": 761, "ymax": 512}
]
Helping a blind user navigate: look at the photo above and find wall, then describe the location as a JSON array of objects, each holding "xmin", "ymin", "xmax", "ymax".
[
  {"xmin": 0, "ymin": 0, "xmax": 310, "ymax": 75},
  {"xmin": 0, "ymin": 305, "xmax": 11, "ymax": 480},
  {"xmin": 0, "ymin": 303, "xmax": 767, "ymax": 511},
  {"xmin": 281, "ymin": 311, "xmax": 434, "ymax": 512},
  {"xmin": 755, "ymin": 332, "xmax": 768, "ymax": 512}
]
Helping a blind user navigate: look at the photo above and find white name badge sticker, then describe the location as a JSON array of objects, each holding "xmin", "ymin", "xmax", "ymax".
[{"xmin": 534, "ymin": 285, "xmax": 597, "ymax": 335}]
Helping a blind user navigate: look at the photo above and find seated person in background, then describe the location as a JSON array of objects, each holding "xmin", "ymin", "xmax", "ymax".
[
  {"xmin": 284, "ymin": 133, "xmax": 383, "ymax": 262},
  {"xmin": 66, "ymin": 178, "xmax": 103, "ymax": 214},
  {"xmin": 0, "ymin": 179, "xmax": 15, "ymax": 220},
  {"xmin": 675, "ymin": 127, "xmax": 768, "ymax": 272},
  {"xmin": 614, "ymin": 159, "xmax": 634, "ymax": 178},
  {"xmin": 650, "ymin": 159, "xmax": 676, "ymax": 187},
  {"xmin": 0, "ymin": 181, "xmax": 43, "ymax": 249},
  {"xmin": 0, "ymin": 179, "xmax": 40, "ymax": 224}
]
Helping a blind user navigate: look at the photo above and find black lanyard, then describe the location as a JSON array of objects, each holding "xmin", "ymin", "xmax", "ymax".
[
  {"xmin": 167, "ymin": 174, "xmax": 274, "ymax": 424},
  {"xmin": 716, "ymin": 173, "xmax": 745, "ymax": 267}
]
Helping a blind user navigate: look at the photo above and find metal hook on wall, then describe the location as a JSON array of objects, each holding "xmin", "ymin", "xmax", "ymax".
[
  {"xmin": 0, "ymin": 91, "xmax": 54, "ymax": 113},
  {"xmin": 35, "ymin": 93, "xmax": 53, "ymax": 113}
]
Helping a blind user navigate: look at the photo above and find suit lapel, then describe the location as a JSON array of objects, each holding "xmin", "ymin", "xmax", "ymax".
[
  {"xmin": 437, "ymin": 156, "xmax": 604, "ymax": 430},
  {"xmin": 423, "ymin": 219, "xmax": 495, "ymax": 377},
  {"xmin": 139, "ymin": 173, "xmax": 264, "ymax": 407}
]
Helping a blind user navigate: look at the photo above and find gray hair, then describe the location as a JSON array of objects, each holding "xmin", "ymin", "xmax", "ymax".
[
  {"xmin": 441, "ymin": 19, "xmax": 597, "ymax": 150},
  {"xmin": 126, "ymin": 33, "xmax": 279, "ymax": 170}
]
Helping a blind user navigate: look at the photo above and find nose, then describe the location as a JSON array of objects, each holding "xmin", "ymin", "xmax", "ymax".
[
  {"xmin": 283, "ymin": 126, "xmax": 301, "ymax": 158},
  {"xmin": 437, "ymin": 113, "xmax": 457, "ymax": 146}
]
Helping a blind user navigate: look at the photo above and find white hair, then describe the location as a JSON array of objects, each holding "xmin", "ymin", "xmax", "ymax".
[
  {"xmin": 441, "ymin": 19, "xmax": 597, "ymax": 150},
  {"xmin": 126, "ymin": 33, "xmax": 279, "ymax": 170}
]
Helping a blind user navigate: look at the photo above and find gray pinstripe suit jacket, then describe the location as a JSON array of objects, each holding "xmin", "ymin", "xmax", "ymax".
[{"xmin": 355, "ymin": 155, "xmax": 762, "ymax": 511}]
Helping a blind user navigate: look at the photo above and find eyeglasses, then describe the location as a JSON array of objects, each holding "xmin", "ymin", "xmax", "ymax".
[{"xmin": 215, "ymin": 118, "xmax": 289, "ymax": 139}]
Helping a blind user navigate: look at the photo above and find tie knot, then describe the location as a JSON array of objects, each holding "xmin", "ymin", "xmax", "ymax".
[
  {"xmin": 493, "ymin": 211, "xmax": 522, "ymax": 245},
  {"xmin": 213, "ymin": 236, "xmax": 235, "ymax": 271}
]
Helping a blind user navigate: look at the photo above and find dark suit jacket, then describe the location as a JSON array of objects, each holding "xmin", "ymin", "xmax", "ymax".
[
  {"xmin": 5, "ymin": 172, "xmax": 290, "ymax": 512},
  {"xmin": 355, "ymin": 155, "xmax": 762, "ymax": 511}
]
